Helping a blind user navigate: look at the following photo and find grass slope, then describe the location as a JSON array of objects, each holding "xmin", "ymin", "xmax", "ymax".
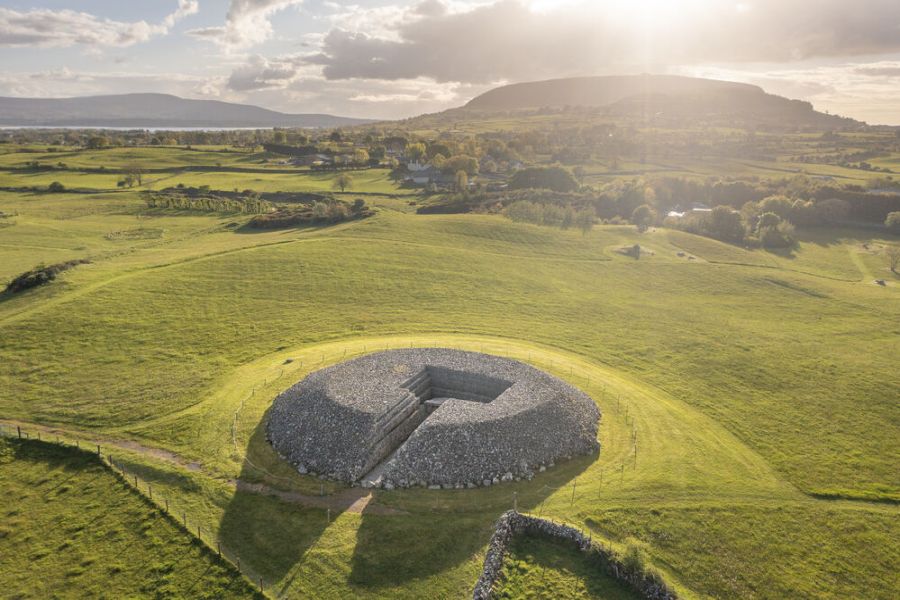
[
  {"xmin": 495, "ymin": 535, "xmax": 644, "ymax": 599},
  {"xmin": 0, "ymin": 437, "xmax": 256, "ymax": 599},
  {"xmin": 0, "ymin": 161, "xmax": 897, "ymax": 598}
]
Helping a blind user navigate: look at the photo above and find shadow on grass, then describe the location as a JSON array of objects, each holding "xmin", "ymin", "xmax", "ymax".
[
  {"xmin": 498, "ymin": 535, "xmax": 644, "ymax": 600},
  {"xmin": 8, "ymin": 437, "xmax": 97, "ymax": 472},
  {"xmin": 219, "ymin": 407, "xmax": 592, "ymax": 592},
  {"xmin": 217, "ymin": 417, "xmax": 336, "ymax": 587},
  {"xmin": 348, "ymin": 453, "xmax": 592, "ymax": 589}
]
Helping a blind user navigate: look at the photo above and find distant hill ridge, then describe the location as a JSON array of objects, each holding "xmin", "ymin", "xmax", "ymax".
[
  {"xmin": 0, "ymin": 93, "xmax": 371, "ymax": 128},
  {"xmin": 463, "ymin": 74, "xmax": 861, "ymax": 126}
]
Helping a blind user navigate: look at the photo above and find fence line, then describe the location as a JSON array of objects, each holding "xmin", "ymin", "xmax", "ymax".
[
  {"xmin": 1, "ymin": 339, "xmax": 639, "ymax": 597},
  {"xmin": 0, "ymin": 425, "xmax": 268, "ymax": 599}
]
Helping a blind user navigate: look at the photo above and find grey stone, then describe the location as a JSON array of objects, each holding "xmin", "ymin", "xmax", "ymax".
[
  {"xmin": 472, "ymin": 511, "xmax": 678, "ymax": 600},
  {"xmin": 267, "ymin": 348, "xmax": 600, "ymax": 488}
]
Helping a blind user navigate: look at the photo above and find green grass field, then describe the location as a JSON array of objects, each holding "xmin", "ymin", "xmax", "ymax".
[
  {"xmin": 495, "ymin": 535, "xmax": 644, "ymax": 599},
  {"xmin": 0, "ymin": 437, "xmax": 257, "ymax": 599},
  {"xmin": 0, "ymin": 144, "xmax": 898, "ymax": 598}
]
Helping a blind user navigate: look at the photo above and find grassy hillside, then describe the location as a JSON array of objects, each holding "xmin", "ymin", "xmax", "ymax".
[
  {"xmin": 0, "ymin": 437, "xmax": 256, "ymax": 599},
  {"xmin": 0, "ymin": 146, "xmax": 897, "ymax": 598}
]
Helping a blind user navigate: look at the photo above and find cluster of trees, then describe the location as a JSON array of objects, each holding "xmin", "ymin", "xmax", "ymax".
[
  {"xmin": 143, "ymin": 191, "xmax": 272, "ymax": 214},
  {"xmin": 248, "ymin": 198, "xmax": 371, "ymax": 229},
  {"xmin": 509, "ymin": 166, "xmax": 579, "ymax": 193},
  {"xmin": 655, "ymin": 194, "xmax": 864, "ymax": 248},
  {"xmin": 505, "ymin": 200, "xmax": 594, "ymax": 233}
]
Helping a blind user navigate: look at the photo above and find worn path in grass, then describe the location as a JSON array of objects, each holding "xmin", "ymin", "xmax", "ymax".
[
  {"xmin": 8, "ymin": 333, "xmax": 896, "ymax": 598},
  {"xmin": 2, "ymin": 199, "xmax": 897, "ymax": 598},
  {"xmin": 0, "ymin": 437, "xmax": 258, "ymax": 599}
]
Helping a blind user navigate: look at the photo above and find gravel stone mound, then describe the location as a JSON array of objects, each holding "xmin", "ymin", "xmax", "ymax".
[{"xmin": 267, "ymin": 348, "xmax": 600, "ymax": 488}]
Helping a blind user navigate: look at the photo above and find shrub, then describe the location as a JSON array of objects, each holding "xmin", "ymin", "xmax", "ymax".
[
  {"xmin": 5, "ymin": 259, "xmax": 90, "ymax": 294},
  {"xmin": 885, "ymin": 211, "xmax": 900, "ymax": 235},
  {"xmin": 506, "ymin": 200, "xmax": 544, "ymax": 225},
  {"xmin": 815, "ymin": 197, "xmax": 851, "ymax": 224},
  {"xmin": 47, "ymin": 181, "xmax": 66, "ymax": 193},
  {"xmin": 622, "ymin": 544, "xmax": 645, "ymax": 573},
  {"xmin": 759, "ymin": 220, "xmax": 796, "ymax": 248},
  {"xmin": 757, "ymin": 211, "xmax": 783, "ymax": 231},
  {"xmin": 631, "ymin": 204, "xmax": 656, "ymax": 232},
  {"xmin": 791, "ymin": 199, "xmax": 821, "ymax": 227},
  {"xmin": 575, "ymin": 207, "xmax": 595, "ymax": 234},
  {"xmin": 758, "ymin": 195, "xmax": 793, "ymax": 219},
  {"xmin": 707, "ymin": 206, "xmax": 745, "ymax": 242}
]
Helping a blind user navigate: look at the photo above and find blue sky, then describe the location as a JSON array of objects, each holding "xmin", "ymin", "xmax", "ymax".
[{"xmin": 1, "ymin": 1, "xmax": 899, "ymax": 123}]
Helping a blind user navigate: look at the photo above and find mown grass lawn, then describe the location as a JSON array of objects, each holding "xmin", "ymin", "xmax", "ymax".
[{"xmin": 0, "ymin": 163, "xmax": 897, "ymax": 598}]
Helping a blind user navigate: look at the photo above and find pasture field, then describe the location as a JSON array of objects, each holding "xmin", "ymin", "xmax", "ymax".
[
  {"xmin": 0, "ymin": 437, "xmax": 257, "ymax": 599},
  {"xmin": 495, "ymin": 535, "xmax": 644, "ymax": 599},
  {"xmin": 0, "ymin": 144, "xmax": 898, "ymax": 599}
]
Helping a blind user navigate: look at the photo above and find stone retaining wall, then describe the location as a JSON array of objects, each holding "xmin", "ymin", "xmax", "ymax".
[{"xmin": 472, "ymin": 511, "xmax": 678, "ymax": 600}]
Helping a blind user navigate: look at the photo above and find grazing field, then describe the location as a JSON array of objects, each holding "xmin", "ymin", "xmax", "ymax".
[
  {"xmin": 495, "ymin": 536, "xmax": 643, "ymax": 600},
  {"xmin": 0, "ymin": 437, "xmax": 256, "ymax": 599},
  {"xmin": 0, "ymin": 144, "xmax": 898, "ymax": 599}
]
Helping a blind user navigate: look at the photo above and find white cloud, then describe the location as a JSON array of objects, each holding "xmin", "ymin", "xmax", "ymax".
[
  {"xmin": 0, "ymin": 68, "xmax": 222, "ymax": 101},
  {"xmin": 188, "ymin": 0, "xmax": 304, "ymax": 49},
  {"xmin": 227, "ymin": 54, "xmax": 308, "ymax": 90},
  {"xmin": 0, "ymin": 1, "xmax": 198, "ymax": 48},
  {"xmin": 307, "ymin": 0, "xmax": 900, "ymax": 84}
]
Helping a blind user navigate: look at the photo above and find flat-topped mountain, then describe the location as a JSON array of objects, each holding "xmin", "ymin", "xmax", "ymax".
[
  {"xmin": 0, "ymin": 93, "xmax": 372, "ymax": 128},
  {"xmin": 461, "ymin": 74, "xmax": 861, "ymax": 127}
]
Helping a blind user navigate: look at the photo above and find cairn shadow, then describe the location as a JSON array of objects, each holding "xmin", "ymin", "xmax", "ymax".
[
  {"xmin": 348, "ymin": 452, "xmax": 593, "ymax": 588},
  {"xmin": 219, "ymin": 407, "xmax": 595, "ymax": 592},
  {"xmin": 217, "ymin": 414, "xmax": 340, "ymax": 589}
]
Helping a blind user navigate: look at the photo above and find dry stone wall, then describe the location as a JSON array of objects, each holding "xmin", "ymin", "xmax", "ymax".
[{"xmin": 473, "ymin": 511, "xmax": 678, "ymax": 600}]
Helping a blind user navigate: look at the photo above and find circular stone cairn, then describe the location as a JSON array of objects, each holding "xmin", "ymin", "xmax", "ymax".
[{"xmin": 267, "ymin": 348, "xmax": 600, "ymax": 490}]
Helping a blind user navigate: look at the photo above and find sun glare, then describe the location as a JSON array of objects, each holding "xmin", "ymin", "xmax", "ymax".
[
  {"xmin": 604, "ymin": 0, "xmax": 713, "ymax": 30},
  {"xmin": 531, "ymin": 0, "xmax": 723, "ymax": 32}
]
